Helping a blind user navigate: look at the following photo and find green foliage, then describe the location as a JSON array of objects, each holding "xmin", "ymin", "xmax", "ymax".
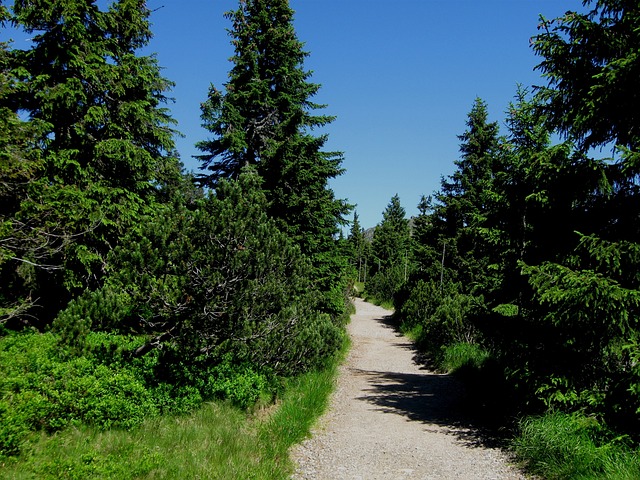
[
  {"xmin": 533, "ymin": 0, "xmax": 640, "ymax": 150},
  {"xmin": 515, "ymin": 412, "xmax": 640, "ymax": 479},
  {"xmin": 365, "ymin": 195, "xmax": 413, "ymax": 305},
  {"xmin": 0, "ymin": 339, "xmax": 347, "ymax": 479},
  {"xmin": 0, "ymin": 332, "xmax": 159, "ymax": 458},
  {"xmin": 440, "ymin": 342, "xmax": 490, "ymax": 375},
  {"xmin": 397, "ymin": 279, "xmax": 480, "ymax": 365},
  {"xmin": 364, "ymin": 264, "xmax": 406, "ymax": 307},
  {"xmin": 53, "ymin": 170, "xmax": 344, "ymax": 376},
  {"xmin": 1, "ymin": 0, "xmax": 182, "ymax": 326},
  {"xmin": 196, "ymin": 0, "xmax": 350, "ymax": 298},
  {"xmin": 521, "ymin": 233, "xmax": 640, "ymax": 427}
]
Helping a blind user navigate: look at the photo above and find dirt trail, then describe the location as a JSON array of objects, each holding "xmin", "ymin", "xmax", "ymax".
[{"xmin": 290, "ymin": 298, "xmax": 526, "ymax": 480}]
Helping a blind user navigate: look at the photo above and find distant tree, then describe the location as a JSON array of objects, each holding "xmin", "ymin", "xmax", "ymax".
[
  {"xmin": 371, "ymin": 194, "xmax": 411, "ymax": 271},
  {"xmin": 347, "ymin": 211, "xmax": 366, "ymax": 281},
  {"xmin": 366, "ymin": 195, "xmax": 412, "ymax": 303}
]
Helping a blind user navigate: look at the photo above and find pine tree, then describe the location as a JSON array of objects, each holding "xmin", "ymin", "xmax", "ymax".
[
  {"xmin": 431, "ymin": 98, "xmax": 501, "ymax": 291},
  {"xmin": 347, "ymin": 211, "xmax": 366, "ymax": 282},
  {"xmin": 366, "ymin": 195, "xmax": 412, "ymax": 303},
  {"xmin": 196, "ymin": 0, "xmax": 349, "ymax": 315},
  {"xmin": 4, "ymin": 0, "xmax": 181, "ymax": 323},
  {"xmin": 533, "ymin": 0, "xmax": 640, "ymax": 151},
  {"xmin": 196, "ymin": 0, "xmax": 347, "ymax": 248},
  {"xmin": 523, "ymin": 0, "xmax": 640, "ymax": 429},
  {"xmin": 371, "ymin": 194, "xmax": 411, "ymax": 271}
]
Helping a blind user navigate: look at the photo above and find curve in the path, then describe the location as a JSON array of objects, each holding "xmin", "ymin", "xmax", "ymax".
[{"xmin": 290, "ymin": 298, "xmax": 526, "ymax": 480}]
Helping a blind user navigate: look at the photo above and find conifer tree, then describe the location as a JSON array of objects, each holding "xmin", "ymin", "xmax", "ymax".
[
  {"xmin": 523, "ymin": 0, "xmax": 640, "ymax": 429},
  {"xmin": 196, "ymin": 0, "xmax": 347, "ymax": 248},
  {"xmin": 371, "ymin": 194, "xmax": 411, "ymax": 271},
  {"xmin": 347, "ymin": 211, "xmax": 366, "ymax": 282},
  {"xmin": 366, "ymin": 195, "xmax": 412, "ymax": 303},
  {"xmin": 431, "ymin": 98, "xmax": 501, "ymax": 291},
  {"xmin": 197, "ymin": 0, "xmax": 349, "ymax": 314},
  {"xmin": 3, "ymin": 0, "xmax": 181, "ymax": 322}
]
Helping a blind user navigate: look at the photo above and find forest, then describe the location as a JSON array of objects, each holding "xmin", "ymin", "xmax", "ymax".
[{"xmin": 1, "ymin": 0, "xmax": 639, "ymax": 478}]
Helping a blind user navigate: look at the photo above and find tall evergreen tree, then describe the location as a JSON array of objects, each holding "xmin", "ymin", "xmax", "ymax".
[
  {"xmin": 196, "ymin": 0, "xmax": 347, "ymax": 250},
  {"xmin": 431, "ymin": 98, "xmax": 501, "ymax": 291},
  {"xmin": 525, "ymin": 0, "xmax": 640, "ymax": 429},
  {"xmin": 196, "ymin": 0, "xmax": 349, "ymax": 314},
  {"xmin": 2, "ymin": 0, "xmax": 181, "ymax": 323},
  {"xmin": 534, "ymin": 0, "xmax": 640, "ymax": 151},
  {"xmin": 371, "ymin": 194, "xmax": 411, "ymax": 271},
  {"xmin": 365, "ymin": 195, "xmax": 412, "ymax": 303},
  {"xmin": 347, "ymin": 211, "xmax": 363, "ymax": 273}
]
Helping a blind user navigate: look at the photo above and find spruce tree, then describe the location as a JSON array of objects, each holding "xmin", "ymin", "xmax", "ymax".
[
  {"xmin": 4, "ymin": 0, "xmax": 181, "ymax": 322},
  {"xmin": 432, "ymin": 98, "xmax": 501, "ymax": 291},
  {"xmin": 347, "ymin": 211, "xmax": 366, "ymax": 282},
  {"xmin": 523, "ymin": 0, "xmax": 640, "ymax": 430},
  {"xmin": 196, "ymin": 0, "xmax": 347, "ymax": 249},
  {"xmin": 371, "ymin": 194, "xmax": 411, "ymax": 271},
  {"xmin": 366, "ymin": 195, "xmax": 412, "ymax": 303},
  {"xmin": 533, "ymin": 0, "xmax": 640, "ymax": 151},
  {"xmin": 197, "ymin": 0, "xmax": 349, "ymax": 314}
]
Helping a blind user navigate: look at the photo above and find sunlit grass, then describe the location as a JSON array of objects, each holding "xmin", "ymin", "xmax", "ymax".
[
  {"xmin": 0, "ymin": 342, "xmax": 347, "ymax": 480},
  {"xmin": 514, "ymin": 412, "xmax": 640, "ymax": 480}
]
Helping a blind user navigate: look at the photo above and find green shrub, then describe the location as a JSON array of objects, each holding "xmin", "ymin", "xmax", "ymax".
[
  {"xmin": 0, "ymin": 332, "xmax": 158, "ymax": 458},
  {"xmin": 53, "ymin": 171, "xmax": 345, "ymax": 378},
  {"xmin": 364, "ymin": 264, "xmax": 406, "ymax": 306}
]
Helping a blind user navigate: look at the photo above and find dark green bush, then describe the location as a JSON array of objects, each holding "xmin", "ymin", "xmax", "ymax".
[
  {"xmin": 53, "ymin": 170, "xmax": 345, "ymax": 377},
  {"xmin": 364, "ymin": 264, "xmax": 406, "ymax": 305}
]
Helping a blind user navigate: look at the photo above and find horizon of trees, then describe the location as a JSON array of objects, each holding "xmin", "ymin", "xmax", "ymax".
[
  {"xmin": 1, "ymin": 0, "xmax": 639, "ymax": 467},
  {"xmin": 355, "ymin": 0, "xmax": 640, "ymax": 445}
]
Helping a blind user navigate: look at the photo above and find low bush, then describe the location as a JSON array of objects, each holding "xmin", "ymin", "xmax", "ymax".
[
  {"xmin": 0, "ymin": 334, "xmax": 348, "ymax": 479},
  {"xmin": 0, "ymin": 332, "xmax": 158, "ymax": 458},
  {"xmin": 364, "ymin": 264, "xmax": 405, "ymax": 306},
  {"xmin": 0, "ymin": 330, "xmax": 282, "ymax": 459}
]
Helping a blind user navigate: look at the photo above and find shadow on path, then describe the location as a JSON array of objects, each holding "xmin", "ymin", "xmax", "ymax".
[{"xmin": 354, "ymin": 311, "xmax": 510, "ymax": 450}]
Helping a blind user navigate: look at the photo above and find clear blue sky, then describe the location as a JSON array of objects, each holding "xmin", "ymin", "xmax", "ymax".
[{"xmin": 8, "ymin": 0, "xmax": 585, "ymax": 229}]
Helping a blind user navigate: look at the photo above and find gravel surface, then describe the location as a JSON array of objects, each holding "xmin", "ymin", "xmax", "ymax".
[{"xmin": 290, "ymin": 298, "xmax": 527, "ymax": 480}]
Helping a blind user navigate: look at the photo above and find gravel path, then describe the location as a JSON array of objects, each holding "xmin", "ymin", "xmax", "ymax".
[{"xmin": 290, "ymin": 298, "xmax": 527, "ymax": 480}]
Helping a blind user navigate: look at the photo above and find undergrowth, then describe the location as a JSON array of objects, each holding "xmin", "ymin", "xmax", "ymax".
[
  {"xmin": 0, "ymin": 327, "xmax": 348, "ymax": 478},
  {"xmin": 514, "ymin": 412, "xmax": 640, "ymax": 479}
]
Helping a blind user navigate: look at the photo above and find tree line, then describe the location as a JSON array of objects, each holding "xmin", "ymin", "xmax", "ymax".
[
  {"xmin": 0, "ymin": 0, "xmax": 351, "ymax": 458},
  {"xmin": 349, "ymin": 0, "xmax": 640, "ymax": 446}
]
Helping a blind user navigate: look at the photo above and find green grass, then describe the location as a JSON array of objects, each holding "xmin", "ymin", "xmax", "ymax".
[
  {"xmin": 352, "ymin": 281, "xmax": 365, "ymax": 296},
  {"xmin": 440, "ymin": 342, "xmax": 490, "ymax": 374},
  {"xmin": 514, "ymin": 412, "xmax": 640, "ymax": 479},
  {"xmin": 0, "ymin": 337, "xmax": 347, "ymax": 479}
]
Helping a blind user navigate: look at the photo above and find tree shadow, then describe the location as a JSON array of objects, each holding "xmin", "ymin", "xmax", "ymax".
[{"xmin": 353, "ymin": 312, "xmax": 513, "ymax": 450}]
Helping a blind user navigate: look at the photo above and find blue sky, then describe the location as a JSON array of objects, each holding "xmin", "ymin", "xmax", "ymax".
[{"xmin": 7, "ymin": 1, "xmax": 585, "ymax": 229}]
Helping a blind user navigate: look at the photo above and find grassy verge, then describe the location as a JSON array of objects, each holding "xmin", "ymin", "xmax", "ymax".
[
  {"xmin": 408, "ymin": 339, "xmax": 640, "ymax": 478},
  {"xmin": 514, "ymin": 412, "xmax": 640, "ymax": 479},
  {"xmin": 361, "ymin": 294, "xmax": 394, "ymax": 311},
  {"xmin": 0, "ymin": 335, "xmax": 347, "ymax": 479}
]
